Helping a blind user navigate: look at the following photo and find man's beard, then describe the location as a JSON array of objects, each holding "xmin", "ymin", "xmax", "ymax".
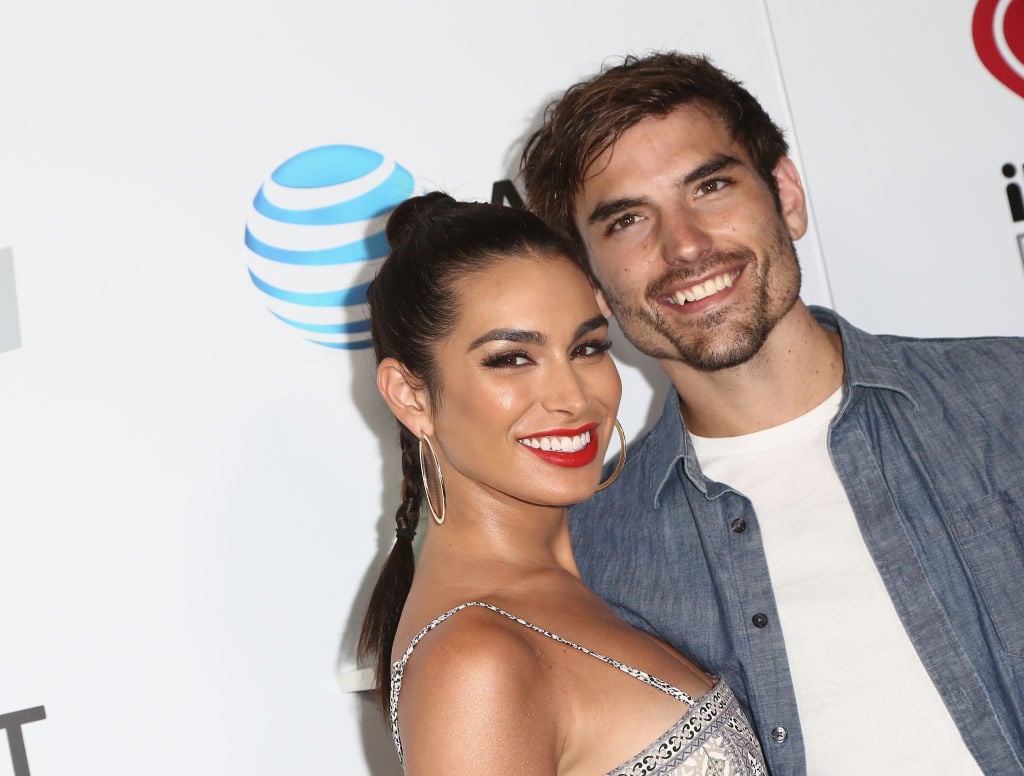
[{"xmin": 600, "ymin": 235, "xmax": 801, "ymax": 372}]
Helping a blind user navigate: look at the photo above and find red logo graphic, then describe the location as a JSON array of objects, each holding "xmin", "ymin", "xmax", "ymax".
[{"xmin": 973, "ymin": 0, "xmax": 1024, "ymax": 98}]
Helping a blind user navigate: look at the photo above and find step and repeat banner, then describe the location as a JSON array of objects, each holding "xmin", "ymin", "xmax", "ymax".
[
  {"xmin": 771, "ymin": 0, "xmax": 1024, "ymax": 338},
  {"xmin": 1, "ymin": 1, "xmax": 1021, "ymax": 774}
]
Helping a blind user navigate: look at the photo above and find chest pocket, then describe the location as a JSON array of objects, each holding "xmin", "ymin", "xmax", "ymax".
[{"xmin": 948, "ymin": 481, "xmax": 1024, "ymax": 657}]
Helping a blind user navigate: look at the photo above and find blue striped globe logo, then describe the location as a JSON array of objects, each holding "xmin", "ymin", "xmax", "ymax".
[{"xmin": 245, "ymin": 145, "xmax": 416, "ymax": 349}]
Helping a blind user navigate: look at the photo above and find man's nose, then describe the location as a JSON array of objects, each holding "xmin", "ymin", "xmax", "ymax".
[{"xmin": 662, "ymin": 211, "xmax": 713, "ymax": 265}]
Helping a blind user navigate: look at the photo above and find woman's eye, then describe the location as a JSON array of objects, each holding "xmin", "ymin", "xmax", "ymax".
[
  {"xmin": 482, "ymin": 351, "xmax": 531, "ymax": 368},
  {"xmin": 572, "ymin": 339, "xmax": 612, "ymax": 359}
]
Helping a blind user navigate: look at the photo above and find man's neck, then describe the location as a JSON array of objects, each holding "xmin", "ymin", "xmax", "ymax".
[{"xmin": 663, "ymin": 302, "xmax": 844, "ymax": 438}]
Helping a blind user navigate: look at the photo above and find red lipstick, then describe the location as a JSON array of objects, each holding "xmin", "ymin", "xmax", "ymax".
[{"xmin": 518, "ymin": 423, "xmax": 600, "ymax": 468}]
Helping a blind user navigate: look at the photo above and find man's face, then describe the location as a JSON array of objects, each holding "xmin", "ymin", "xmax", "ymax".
[{"xmin": 572, "ymin": 105, "xmax": 808, "ymax": 371}]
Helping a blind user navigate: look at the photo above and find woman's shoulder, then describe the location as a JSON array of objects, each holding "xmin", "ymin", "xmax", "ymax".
[
  {"xmin": 394, "ymin": 602, "xmax": 562, "ymax": 771},
  {"xmin": 397, "ymin": 601, "xmax": 547, "ymax": 684}
]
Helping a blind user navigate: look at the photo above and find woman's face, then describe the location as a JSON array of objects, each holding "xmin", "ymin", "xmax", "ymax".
[{"xmin": 427, "ymin": 252, "xmax": 622, "ymax": 510}]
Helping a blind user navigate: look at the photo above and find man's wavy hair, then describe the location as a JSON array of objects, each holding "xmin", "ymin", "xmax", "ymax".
[{"xmin": 521, "ymin": 52, "xmax": 789, "ymax": 263}]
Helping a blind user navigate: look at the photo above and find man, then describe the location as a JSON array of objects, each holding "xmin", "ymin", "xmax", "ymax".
[{"xmin": 521, "ymin": 52, "xmax": 1024, "ymax": 775}]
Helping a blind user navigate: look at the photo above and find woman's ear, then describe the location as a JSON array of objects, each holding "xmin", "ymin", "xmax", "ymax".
[{"xmin": 377, "ymin": 358, "xmax": 432, "ymax": 435}]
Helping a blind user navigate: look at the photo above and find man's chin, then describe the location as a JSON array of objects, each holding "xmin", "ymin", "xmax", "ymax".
[
  {"xmin": 677, "ymin": 343, "xmax": 762, "ymax": 372},
  {"xmin": 665, "ymin": 319, "xmax": 772, "ymax": 372}
]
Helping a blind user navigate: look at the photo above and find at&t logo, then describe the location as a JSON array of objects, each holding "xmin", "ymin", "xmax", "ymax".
[{"xmin": 244, "ymin": 145, "xmax": 415, "ymax": 350}]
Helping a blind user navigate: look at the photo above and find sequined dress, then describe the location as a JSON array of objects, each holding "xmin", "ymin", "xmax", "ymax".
[{"xmin": 390, "ymin": 602, "xmax": 767, "ymax": 775}]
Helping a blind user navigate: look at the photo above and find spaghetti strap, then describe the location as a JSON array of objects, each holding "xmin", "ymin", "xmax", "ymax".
[{"xmin": 389, "ymin": 601, "xmax": 698, "ymax": 763}]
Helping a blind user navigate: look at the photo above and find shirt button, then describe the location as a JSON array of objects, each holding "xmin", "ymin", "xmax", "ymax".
[
  {"xmin": 771, "ymin": 726, "xmax": 788, "ymax": 743},
  {"xmin": 730, "ymin": 518, "xmax": 747, "ymax": 533},
  {"xmin": 752, "ymin": 613, "xmax": 769, "ymax": 628}
]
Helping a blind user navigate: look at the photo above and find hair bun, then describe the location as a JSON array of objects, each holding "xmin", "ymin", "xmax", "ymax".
[{"xmin": 385, "ymin": 192, "xmax": 458, "ymax": 248}]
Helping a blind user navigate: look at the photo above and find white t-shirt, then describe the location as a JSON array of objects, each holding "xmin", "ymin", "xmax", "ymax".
[{"xmin": 690, "ymin": 388, "xmax": 981, "ymax": 774}]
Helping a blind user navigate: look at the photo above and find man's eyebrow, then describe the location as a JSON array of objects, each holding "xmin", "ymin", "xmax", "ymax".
[
  {"xmin": 574, "ymin": 315, "xmax": 609, "ymax": 340},
  {"xmin": 587, "ymin": 197, "xmax": 648, "ymax": 226},
  {"xmin": 586, "ymin": 155, "xmax": 742, "ymax": 225},
  {"xmin": 681, "ymin": 154, "xmax": 741, "ymax": 186},
  {"xmin": 467, "ymin": 328, "xmax": 546, "ymax": 352}
]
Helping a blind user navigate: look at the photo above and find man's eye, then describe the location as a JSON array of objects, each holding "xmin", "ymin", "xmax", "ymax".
[
  {"xmin": 696, "ymin": 179, "xmax": 728, "ymax": 196},
  {"xmin": 608, "ymin": 213, "xmax": 643, "ymax": 234}
]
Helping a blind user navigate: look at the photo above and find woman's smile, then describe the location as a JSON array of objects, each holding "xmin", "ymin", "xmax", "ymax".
[{"xmin": 517, "ymin": 422, "xmax": 600, "ymax": 467}]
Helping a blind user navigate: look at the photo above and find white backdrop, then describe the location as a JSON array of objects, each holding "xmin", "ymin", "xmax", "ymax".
[{"xmin": 1, "ymin": 1, "xmax": 1021, "ymax": 774}]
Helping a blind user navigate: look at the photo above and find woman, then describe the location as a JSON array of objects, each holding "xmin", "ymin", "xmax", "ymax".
[{"xmin": 359, "ymin": 193, "xmax": 766, "ymax": 775}]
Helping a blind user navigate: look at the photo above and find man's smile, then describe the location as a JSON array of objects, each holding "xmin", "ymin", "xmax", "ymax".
[{"xmin": 663, "ymin": 268, "xmax": 741, "ymax": 306}]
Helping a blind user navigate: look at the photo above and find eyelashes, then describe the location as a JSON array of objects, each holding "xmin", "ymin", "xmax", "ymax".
[
  {"xmin": 481, "ymin": 350, "xmax": 531, "ymax": 369},
  {"xmin": 480, "ymin": 339, "xmax": 613, "ymax": 370},
  {"xmin": 605, "ymin": 213, "xmax": 643, "ymax": 236},
  {"xmin": 574, "ymin": 339, "xmax": 613, "ymax": 358}
]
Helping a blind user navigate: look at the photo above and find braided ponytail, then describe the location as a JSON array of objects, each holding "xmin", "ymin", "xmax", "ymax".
[{"xmin": 358, "ymin": 425, "xmax": 422, "ymax": 710}]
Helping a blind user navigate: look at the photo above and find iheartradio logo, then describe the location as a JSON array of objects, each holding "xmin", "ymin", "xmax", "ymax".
[{"xmin": 973, "ymin": 0, "xmax": 1024, "ymax": 98}]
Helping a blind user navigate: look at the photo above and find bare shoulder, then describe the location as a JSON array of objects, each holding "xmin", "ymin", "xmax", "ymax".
[
  {"xmin": 398, "ymin": 605, "xmax": 561, "ymax": 775},
  {"xmin": 401, "ymin": 605, "xmax": 546, "ymax": 691}
]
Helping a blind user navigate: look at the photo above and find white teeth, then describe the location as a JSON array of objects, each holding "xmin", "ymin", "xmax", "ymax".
[
  {"xmin": 668, "ymin": 271, "xmax": 736, "ymax": 305},
  {"xmin": 519, "ymin": 430, "xmax": 592, "ymax": 453}
]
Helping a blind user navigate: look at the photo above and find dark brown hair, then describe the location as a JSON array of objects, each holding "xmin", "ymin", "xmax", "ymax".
[
  {"xmin": 521, "ymin": 52, "xmax": 789, "ymax": 259},
  {"xmin": 358, "ymin": 193, "xmax": 579, "ymax": 711}
]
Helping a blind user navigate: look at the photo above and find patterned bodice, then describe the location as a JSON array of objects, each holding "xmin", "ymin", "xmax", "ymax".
[{"xmin": 390, "ymin": 601, "xmax": 767, "ymax": 775}]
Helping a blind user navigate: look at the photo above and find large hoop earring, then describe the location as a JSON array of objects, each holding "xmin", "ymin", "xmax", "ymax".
[
  {"xmin": 418, "ymin": 434, "xmax": 447, "ymax": 526},
  {"xmin": 595, "ymin": 420, "xmax": 626, "ymax": 492}
]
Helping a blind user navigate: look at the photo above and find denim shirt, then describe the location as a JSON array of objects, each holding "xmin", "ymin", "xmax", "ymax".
[{"xmin": 570, "ymin": 307, "xmax": 1024, "ymax": 776}]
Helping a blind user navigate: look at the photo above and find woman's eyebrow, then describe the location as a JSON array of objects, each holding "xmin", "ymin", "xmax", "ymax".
[
  {"xmin": 574, "ymin": 315, "xmax": 609, "ymax": 340},
  {"xmin": 467, "ymin": 315, "xmax": 607, "ymax": 352},
  {"xmin": 467, "ymin": 328, "xmax": 546, "ymax": 352}
]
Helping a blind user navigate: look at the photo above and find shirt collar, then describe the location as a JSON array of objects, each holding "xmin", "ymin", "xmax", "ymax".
[
  {"xmin": 645, "ymin": 305, "xmax": 919, "ymax": 509},
  {"xmin": 646, "ymin": 388, "xmax": 692, "ymax": 509},
  {"xmin": 809, "ymin": 305, "xmax": 918, "ymax": 414}
]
